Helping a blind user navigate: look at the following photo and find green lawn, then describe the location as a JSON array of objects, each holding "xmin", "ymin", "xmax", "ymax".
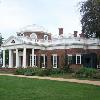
[{"xmin": 0, "ymin": 76, "xmax": 100, "ymax": 100}]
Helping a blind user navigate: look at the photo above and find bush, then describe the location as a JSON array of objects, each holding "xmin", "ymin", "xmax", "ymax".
[
  {"xmin": 92, "ymin": 70, "xmax": 100, "ymax": 79},
  {"xmin": 24, "ymin": 68, "xmax": 35, "ymax": 76},
  {"xmin": 15, "ymin": 67, "xmax": 51, "ymax": 76},
  {"xmin": 36, "ymin": 68, "xmax": 51, "ymax": 76},
  {"xmin": 75, "ymin": 67, "xmax": 97, "ymax": 78},
  {"xmin": 15, "ymin": 67, "xmax": 73, "ymax": 76},
  {"xmin": 15, "ymin": 68, "xmax": 25, "ymax": 75},
  {"xmin": 50, "ymin": 68, "xmax": 67, "ymax": 75}
]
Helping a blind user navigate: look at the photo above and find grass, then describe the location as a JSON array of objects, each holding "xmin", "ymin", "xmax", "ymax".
[{"xmin": 0, "ymin": 76, "xmax": 100, "ymax": 100}]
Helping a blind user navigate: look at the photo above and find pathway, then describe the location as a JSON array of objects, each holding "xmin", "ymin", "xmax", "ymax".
[{"xmin": 0, "ymin": 73, "xmax": 100, "ymax": 86}]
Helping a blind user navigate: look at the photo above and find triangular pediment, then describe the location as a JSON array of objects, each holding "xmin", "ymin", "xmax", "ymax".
[{"xmin": 2, "ymin": 36, "xmax": 24, "ymax": 46}]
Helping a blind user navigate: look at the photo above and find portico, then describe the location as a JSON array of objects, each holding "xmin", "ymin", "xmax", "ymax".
[
  {"xmin": 1, "ymin": 36, "xmax": 39, "ymax": 68},
  {"xmin": 2, "ymin": 47, "xmax": 35, "ymax": 68}
]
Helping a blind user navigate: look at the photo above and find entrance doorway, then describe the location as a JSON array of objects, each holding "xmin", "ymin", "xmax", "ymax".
[{"xmin": 19, "ymin": 56, "xmax": 23, "ymax": 67}]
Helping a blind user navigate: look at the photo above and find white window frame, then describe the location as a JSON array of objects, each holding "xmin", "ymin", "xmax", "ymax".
[
  {"xmin": 52, "ymin": 54, "xmax": 57, "ymax": 68},
  {"xmin": 30, "ymin": 54, "xmax": 36, "ymax": 66},
  {"xmin": 76, "ymin": 54, "xmax": 81, "ymax": 64},
  {"xmin": 41, "ymin": 54, "xmax": 45, "ymax": 68},
  {"xmin": 68, "ymin": 54, "xmax": 72, "ymax": 64}
]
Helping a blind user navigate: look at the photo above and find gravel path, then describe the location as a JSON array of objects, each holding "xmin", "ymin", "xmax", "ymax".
[{"xmin": 0, "ymin": 73, "xmax": 100, "ymax": 86}]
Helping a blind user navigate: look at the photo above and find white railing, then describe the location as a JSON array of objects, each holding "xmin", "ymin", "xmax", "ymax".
[{"xmin": 20, "ymin": 35, "xmax": 100, "ymax": 46}]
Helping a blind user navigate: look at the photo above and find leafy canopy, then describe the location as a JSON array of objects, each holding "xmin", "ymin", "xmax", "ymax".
[{"xmin": 80, "ymin": 0, "xmax": 100, "ymax": 38}]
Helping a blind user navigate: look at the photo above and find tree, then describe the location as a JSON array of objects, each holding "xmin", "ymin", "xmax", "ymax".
[
  {"xmin": 80, "ymin": 0, "xmax": 100, "ymax": 38},
  {"xmin": 0, "ymin": 34, "xmax": 9, "ymax": 66},
  {"xmin": 0, "ymin": 33, "xmax": 4, "ymax": 46},
  {"xmin": 0, "ymin": 33, "xmax": 4, "ymax": 66}
]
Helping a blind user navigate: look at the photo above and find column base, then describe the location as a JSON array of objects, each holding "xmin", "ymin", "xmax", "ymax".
[{"xmin": 2, "ymin": 66, "xmax": 5, "ymax": 68}]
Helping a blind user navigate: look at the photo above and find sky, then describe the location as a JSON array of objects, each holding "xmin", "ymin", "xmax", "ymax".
[{"xmin": 0, "ymin": 0, "xmax": 85, "ymax": 39}]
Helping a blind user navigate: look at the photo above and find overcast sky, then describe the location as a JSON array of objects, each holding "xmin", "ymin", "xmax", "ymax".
[{"xmin": 0, "ymin": 0, "xmax": 85, "ymax": 39}]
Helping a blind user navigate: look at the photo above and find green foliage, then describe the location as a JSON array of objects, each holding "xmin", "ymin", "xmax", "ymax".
[
  {"xmin": 0, "ymin": 33, "xmax": 4, "ymax": 46},
  {"xmin": 15, "ymin": 68, "xmax": 25, "ymax": 75},
  {"xmin": 36, "ymin": 68, "xmax": 51, "ymax": 76},
  {"xmin": 92, "ymin": 70, "xmax": 100, "ymax": 79},
  {"xmin": 75, "ymin": 67, "xmax": 98, "ymax": 78},
  {"xmin": 50, "ymin": 68, "xmax": 66, "ymax": 75},
  {"xmin": 15, "ymin": 68, "xmax": 70, "ymax": 76},
  {"xmin": 80, "ymin": 0, "xmax": 100, "ymax": 38},
  {"xmin": 24, "ymin": 67, "xmax": 35, "ymax": 76},
  {"xmin": 15, "ymin": 67, "xmax": 51, "ymax": 76}
]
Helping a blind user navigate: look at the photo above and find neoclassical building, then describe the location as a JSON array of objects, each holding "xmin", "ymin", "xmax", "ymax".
[{"xmin": 1, "ymin": 25, "xmax": 100, "ymax": 69}]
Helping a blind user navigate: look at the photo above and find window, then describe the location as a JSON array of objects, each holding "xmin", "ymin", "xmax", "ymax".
[
  {"xmin": 11, "ymin": 40, "xmax": 15, "ymax": 43},
  {"xmin": 68, "ymin": 54, "xmax": 72, "ymax": 64},
  {"xmin": 40, "ymin": 54, "xmax": 46, "ymax": 68},
  {"xmin": 30, "ymin": 33, "xmax": 37, "ymax": 39},
  {"xmin": 44, "ymin": 35, "xmax": 48, "ymax": 40},
  {"xmin": 52, "ymin": 54, "xmax": 57, "ymax": 68},
  {"xmin": 67, "ymin": 54, "xmax": 81, "ymax": 64},
  {"xmin": 30, "ymin": 55, "xmax": 36, "ymax": 66},
  {"xmin": 76, "ymin": 55, "xmax": 81, "ymax": 64}
]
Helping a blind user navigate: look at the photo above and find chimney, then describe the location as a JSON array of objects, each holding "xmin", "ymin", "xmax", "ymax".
[
  {"xmin": 59, "ymin": 28, "xmax": 63, "ymax": 35},
  {"xmin": 73, "ymin": 31, "xmax": 78, "ymax": 37},
  {"xmin": 79, "ymin": 33, "xmax": 85, "ymax": 38}
]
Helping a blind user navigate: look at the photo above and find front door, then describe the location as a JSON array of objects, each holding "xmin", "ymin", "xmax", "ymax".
[{"xmin": 19, "ymin": 56, "xmax": 23, "ymax": 67}]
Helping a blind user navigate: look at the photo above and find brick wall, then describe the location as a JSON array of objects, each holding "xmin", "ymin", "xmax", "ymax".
[
  {"xmin": 36, "ymin": 49, "xmax": 66, "ymax": 69},
  {"xmin": 12, "ymin": 48, "xmax": 100, "ymax": 70},
  {"xmin": 23, "ymin": 32, "xmax": 51, "ymax": 40}
]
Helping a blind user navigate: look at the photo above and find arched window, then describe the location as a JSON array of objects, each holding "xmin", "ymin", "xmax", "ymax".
[{"xmin": 30, "ymin": 33, "xmax": 37, "ymax": 39}]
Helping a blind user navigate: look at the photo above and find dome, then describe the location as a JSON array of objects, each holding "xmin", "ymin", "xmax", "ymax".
[{"xmin": 19, "ymin": 24, "xmax": 47, "ymax": 33}]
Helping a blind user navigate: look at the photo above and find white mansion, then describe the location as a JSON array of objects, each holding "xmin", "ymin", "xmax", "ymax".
[{"xmin": 1, "ymin": 25, "xmax": 100, "ymax": 69}]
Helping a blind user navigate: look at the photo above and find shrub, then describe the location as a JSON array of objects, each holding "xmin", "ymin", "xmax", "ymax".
[
  {"xmin": 75, "ymin": 67, "xmax": 97, "ymax": 78},
  {"xmin": 92, "ymin": 70, "xmax": 100, "ymax": 79},
  {"xmin": 50, "ymin": 68, "xmax": 67, "ymax": 75},
  {"xmin": 15, "ymin": 68, "xmax": 25, "ymax": 75},
  {"xmin": 36, "ymin": 68, "xmax": 51, "ymax": 76},
  {"xmin": 63, "ymin": 66, "xmax": 73, "ymax": 73},
  {"xmin": 24, "ymin": 68, "xmax": 35, "ymax": 76},
  {"xmin": 15, "ymin": 67, "xmax": 51, "ymax": 76},
  {"xmin": 15, "ymin": 67, "xmax": 73, "ymax": 76}
]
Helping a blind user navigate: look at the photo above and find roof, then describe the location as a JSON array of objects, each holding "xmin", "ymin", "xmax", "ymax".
[{"xmin": 19, "ymin": 24, "xmax": 48, "ymax": 33}]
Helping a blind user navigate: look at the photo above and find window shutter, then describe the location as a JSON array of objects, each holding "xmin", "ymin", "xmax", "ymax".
[
  {"xmin": 40, "ymin": 56, "xmax": 43, "ymax": 68},
  {"xmin": 36, "ymin": 56, "xmax": 38, "ymax": 67},
  {"xmin": 28, "ymin": 55, "xmax": 30, "ymax": 66},
  {"xmin": 72, "ymin": 55, "xmax": 76, "ymax": 64},
  {"xmin": 57, "ymin": 56, "xmax": 59, "ymax": 68},
  {"xmin": 51, "ymin": 56, "xmax": 53, "ymax": 67},
  {"xmin": 81, "ymin": 54, "xmax": 84, "ymax": 64},
  {"xmin": 45, "ymin": 56, "xmax": 47, "ymax": 67}
]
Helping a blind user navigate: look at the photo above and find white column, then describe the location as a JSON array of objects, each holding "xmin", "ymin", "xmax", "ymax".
[
  {"xmin": 2, "ymin": 50, "xmax": 5, "ymax": 67},
  {"xmin": 32, "ymin": 48, "xmax": 34, "ymax": 67},
  {"xmin": 16, "ymin": 49, "xmax": 19, "ymax": 68},
  {"xmin": 23, "ymin": 48, "xmax": 26, "ymax": 68},
  {"xmin": 9, "ymin": 49, "xmax": 13, "ymax": 68}
]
